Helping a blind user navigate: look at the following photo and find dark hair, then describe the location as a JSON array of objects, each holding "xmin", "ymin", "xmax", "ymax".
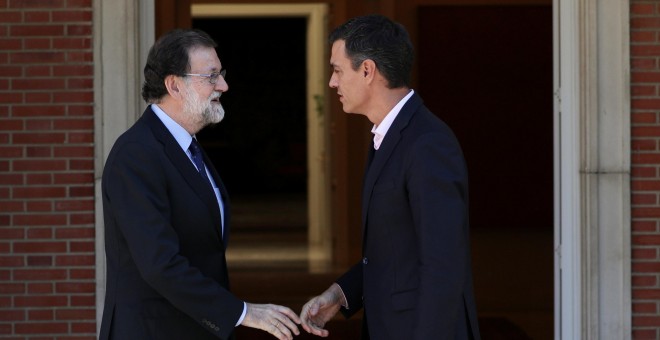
[
  {"xmin": 141, "ymin": 29, "xmax": 218, "ymax": 103},
  {"xmin": 329, "ymin": 14, "xmax": 413, "ymax": 88}
]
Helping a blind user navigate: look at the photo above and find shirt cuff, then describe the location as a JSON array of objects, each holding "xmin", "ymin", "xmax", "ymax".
[
  {"xmin": 235, "ymin": 302, "xmax": 247, "ymax": 327},
  {"xmin": 333, "ymin": 282, "xmax": 349, "ymax": 309}
]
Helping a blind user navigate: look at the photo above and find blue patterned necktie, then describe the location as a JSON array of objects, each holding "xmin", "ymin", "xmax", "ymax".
[{"xmin": 189, "ymin": 138, "xmax": 212, "ymax": 187}]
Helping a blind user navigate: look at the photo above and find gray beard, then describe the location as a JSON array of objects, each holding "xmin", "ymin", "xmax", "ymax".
[{"xmin": 182, "ymin": 84, "xmax": 225, "ymax": 127}]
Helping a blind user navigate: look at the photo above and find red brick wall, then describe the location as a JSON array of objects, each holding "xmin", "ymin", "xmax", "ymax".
[
  {"xmin": 0, "ymin": 0, "xmax": 96, "ymax": 339},
  {"xmin": 632, "ymin": 1, "xmax": 660, "ymax": 339}
]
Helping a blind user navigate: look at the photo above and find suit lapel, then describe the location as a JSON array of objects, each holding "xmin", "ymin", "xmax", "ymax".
[
  {"xmin": 142, "ymin": 108, "xmax": 225, "ymax": 244},
  {"xmin": 361, "ymin": 94, "xmax": 423, "ymax": 230}
]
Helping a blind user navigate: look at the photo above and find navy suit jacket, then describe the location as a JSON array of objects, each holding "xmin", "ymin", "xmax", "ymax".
[
  {"xmin": 336, "ymin": 93, "xmax": 481, "ymax": 339},
  {"xmin": 99, "ymin": 106, "xmax": 243, "ymax": 340}
]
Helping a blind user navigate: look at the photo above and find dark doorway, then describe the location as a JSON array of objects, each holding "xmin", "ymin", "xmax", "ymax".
[
  {"xmin": 418, "ymin": 5, "xmax": 554, "ymax": 339},
  {"xmin": 192, "ymin": 17, "xmax": 309, "ymax": 268}
]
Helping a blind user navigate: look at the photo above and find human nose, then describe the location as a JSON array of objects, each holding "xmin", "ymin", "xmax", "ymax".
[
  {"xmin": 214, "ymin": 74, "xmax": 228, "ymax": 92},
  {"xmin": 329, "ymin": 73, "xmax": 337, "ymax": 88}
]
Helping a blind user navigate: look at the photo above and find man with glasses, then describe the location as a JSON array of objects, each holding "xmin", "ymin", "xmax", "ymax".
[{"xmin": 100, "ymin": 29, "xmax": 300, "ymax": 340}]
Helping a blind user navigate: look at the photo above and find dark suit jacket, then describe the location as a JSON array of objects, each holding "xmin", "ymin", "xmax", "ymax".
[
  {"xmin": 99, "ymin": 106, "xmax": 243, "ymax": 340},
  {"xmin": 336, "ymin": 93, "xmax": 481, "ymax": 340}
]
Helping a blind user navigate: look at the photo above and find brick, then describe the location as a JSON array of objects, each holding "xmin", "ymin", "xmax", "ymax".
[
  {"xmin": 69, "ymin": 269, "xmax": 94, "ymax": 279},
  {"xmin": 53, "ymin": 37, "xmax": 90, "ymax": 49},
  {"xmin": 633, "ymin": 71, "xmax": 660, "ymax": 82},
  {"xmin": 54, "ymin": 118, "xmax": 93, "ymax": 130},
  {"xmin": 0, "ymin": 255, "xmax": 24, "ymax": 266},
  {"xmin": 69, "ymin": 241, "xmax": 93, "ymax": 253},
  {"xmin": 70, "ymin": 295, "xmax": 94, "ymax": 307},
  {"xmin": 632, "ymin": 247, "xmax": 658, "ymax": 260},
  {"xmin": 13, "ymin": 269, "xmax": 67, "ymax": 281},
  {"xmin": 71, "ymin": 322, "xmax": 96, "ymax": 334},
  {"xmin": 66, "ymin": 24, "xmax": 91, "ymax": 36},
  {"xmin": 633, "ymin": 112, "xmax": 658, "ymax": 123},
  {"xmin": 632, "ymin": 3, "xmax": 657, "ymax": 16},
  {"xmin": 0, "ymin": 92, "xmax": 24, "ymax": 104},
  {"xmin": 24, "ymin": 11, "xmax": 51, "ymax": 23},
  {"xmin": 634, "ymin": 262, "xmax": 660, "ymax": 273},
  {"xmin": 13, "ymin": 186, "xmax": 67, "ymax": 199},
  {"xmin": 26, "ymin": 119, "xmax": 54, "ymax": 130},
  {"xmin": 67, "ymin": 105, "xmax": 93, "ymax": 116},
  {"xmin": 0, "ymin": 283, "xmax": 25, "ymax": 294},
  {"xmin": 10, "ymin": 25, "xmax": 64, "ymax": 37},
  {"xmin": 26, "ymin": 227, "xmax": 52, "ymax": 239},
  {"xmin": 634, "ymin": 235, "xmax": 660, "ymax": 245},
  {"xmin": 13, "ymin": 133, "xmax": 66, "ymax": 144},
  {"xmin": 26, "ymin": 173, "xmax": 53, "ymax": 185},
  {"xmin": 28, "ymin": 309, "xmax": 54, "ymax": 321},
  {"xmin": 632, "ymin": 166, "xmax": 657, "ymax": 178},
  {"xmin": 54, "ymin": 146, "xmax": 93, "ymax": 158},
  {"xmin": 27, "ymin": 255, "xmax": 52, "ymax": 266},
  {"xmin": 633, "ymin": 153, "xmax": 660, "ymax": 164},
  {"xmin": 633, "ymin": 274, "xmax": 659, "ymax": 286},
  {"xmin": 55, "ymin": 282, "xmax": 94, "ymax": 293},
  {"xmin": 0, "ymin": 173, "xmax": 25, "ymax": 186},
  {"xmin": 53, "ymin": 91, "xmax": 93, "ymax": 103},
  {"xmin": 25, "ymin": 65, "xmax": 51, "ymax": 77},
  {"xmin": 11, "ymin": 51, "xmax": 66, "ymax": 64},
  {"xmin": 10, "ymin": 0, "xmax": 66, "ymax": 9},
  {"xmin": 69, "ymin": 213, "xmax": 93, "ymax": 225},
  {"xmin": 24, "ymin": 37, "xmax": 52, "ymax": 49},
  {"xmin": 26, "ymin": 200, "xmax": 53, "ymax": 212},
  {"xmin": 53, "ymin": 65, "xmax": 92, "ymax": 77},
  {"xmin": 12, "ymin": 105, "xmax": 65, "ymax": 117},
  {"xmin": 27, "ymin": 282, "xmax": 53, "ymax": 294},
  {"xmin": 52, "ymin": 10, "xmax": 91, "ymax": 22},
  {"xmin": 69, "ymin": 186, "xmax": 93, "ymax": 197},
  {"xmin": 26, "ymin": 146, "xmax": 53, "ymax": 157},
  {"xmin": 56, "ymin": 308, "xmax": 94, "ymax": 320},
  {"xmin": 0, "ymin": 65, "xmax": 22, "ymax": 77},
  {"xmin": 25, "ymin": 92, "xmax": 52, "ymax": 103},
  {"xmin": 0, "ymin": 11, "xmax": 21, "ymax": 23},
  {"xmin": 54, "ymin": 199, "xmax": 93, "ymax": 211},
  {"xmin": 0, "ymin": 228, "xmax": 24, "ymax": 239},
  {"xmin": 633, "ymin": 315, "xmax": 660, "ymax": 327},
  {"xmin": 634, "ymin": 139, "xmax": 658, "ymax": 150},
  {"xmin": 67, "ymin": 51, "xmax": 93, "ymax": 63},
  {"xmin": 0, "ymin": 310, "xmax": 25, "ymax": 321},
  {"xmin": 634, "ymin": 302, "xmax": 658, "ymax": 314},
  {"xmin": 14, "ymin": 213, "xmax": 66, "ymax": 226},
  {"xmin": 0, "ymin": 38, "xmax": 21, "ymax": 49},
  {"xmin": 12, "ymin": 78, "xmax": 65, "ymax": 90},
  {"xmin": 55, "ymin": 227, "xmax": 93, "ymax": 239},
  {"xmin": 633, "ymin": 193, "xmax": 659, "ymax": 205},
  {"xmin": 66, "ymin": 78, "xmax": 93, "ymax": 89},
  {"xmin": 13, "ymin": 242, "xmax": 66, "ymax": 254},
  {"xmin": 15, "ymin": 322, "xmax": 68, "ymax": 334},
  {"xmin": 68, "ymin": 133, "xmax": 93, "ymax": 143},
  {"xmin": 56, "ymin": 255, "xmax": 95, "ymax": 267},
  {"xmin": 13, "ymin": 160, "xmax": 67, "ymax": 171},
  {"xmin": 67, "ymin": 0, "xmax": 92, "ymax": 8}
]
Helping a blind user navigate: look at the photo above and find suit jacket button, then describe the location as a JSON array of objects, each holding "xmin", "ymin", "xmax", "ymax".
[{"xmin": 362, "ymin": 257, "xmax": 368, "ymax": 264}]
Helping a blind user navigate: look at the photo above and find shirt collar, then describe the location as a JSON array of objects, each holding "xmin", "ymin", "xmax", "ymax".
[
  {"xmin": 371, "ymin": 89, "xmax": 414, "ymax": 150},
  {"xmin": 151, "ymin": 104, "xmax": 195, "ymax": 151}
]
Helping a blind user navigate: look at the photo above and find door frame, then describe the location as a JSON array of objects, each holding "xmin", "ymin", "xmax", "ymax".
[
  {"xmin": 189, "ymin": 3, "xmax": 332, "ymax": 272},
  {"xmin": 554, "ymin": 0, "xmax": 631, "ymax": 338}
]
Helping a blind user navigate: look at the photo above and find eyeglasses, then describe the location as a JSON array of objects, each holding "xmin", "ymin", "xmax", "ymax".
[{"xmin": 184, "ymin": 69, "xmax": 226, "ymax": 85}]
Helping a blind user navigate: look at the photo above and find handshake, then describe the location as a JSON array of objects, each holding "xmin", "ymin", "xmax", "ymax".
[{"xmin": 243, "ymin": 283, "xmax": 346, "ymax": 340}]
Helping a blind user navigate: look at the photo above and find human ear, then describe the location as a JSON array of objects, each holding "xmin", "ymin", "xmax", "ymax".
[{"xmin": 164, "ymin": 75, "xmax": 183, "ymax": 99}]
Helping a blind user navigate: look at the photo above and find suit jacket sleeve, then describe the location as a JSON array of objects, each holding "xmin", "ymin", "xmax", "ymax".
[
  {"xmin": 103, "ymin": 138, "xmax": 244, "ymax": 339},
  {"xmin": 336, "ymin": 262, "xmax": 363, "ymax": 318}
]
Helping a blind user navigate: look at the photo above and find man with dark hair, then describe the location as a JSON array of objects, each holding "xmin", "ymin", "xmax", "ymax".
[
  {"xmin": 300, "ymin": 15, "xmax": 481, "ymax": 339},
  {"xmin": 100, "ymin": 29, "xmax": 300, "ymax": 340}
]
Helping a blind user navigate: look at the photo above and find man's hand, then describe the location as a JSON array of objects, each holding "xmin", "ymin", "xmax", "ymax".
[
  {"xmin": 241, "ymin": 303, "xmax": 301, "ymax": 340},
  {"xmin": 300, "ymin": 283, "xmax": 346, "ymax": 337}
]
